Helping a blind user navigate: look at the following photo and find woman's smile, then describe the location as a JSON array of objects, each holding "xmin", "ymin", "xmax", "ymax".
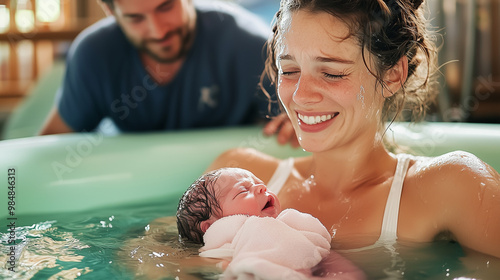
[{"xmin": 296, "ymin": 111, "xmax": 339, "ymax": 133}]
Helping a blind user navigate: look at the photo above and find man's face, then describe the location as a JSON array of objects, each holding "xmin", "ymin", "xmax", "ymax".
[{"xmin": 108, "ymin": 0, "xmax": 196, "ymax": 63}]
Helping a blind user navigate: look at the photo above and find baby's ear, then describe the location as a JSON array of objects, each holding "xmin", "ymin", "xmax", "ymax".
[{"xmin": 200, "ymin": 220, "xmax": 213, "ymax": 233}]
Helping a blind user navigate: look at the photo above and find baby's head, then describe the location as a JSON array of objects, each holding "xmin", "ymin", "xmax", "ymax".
[{"xmin": 176, "ymin": 167, "xmax": 281, "ymax": 244}]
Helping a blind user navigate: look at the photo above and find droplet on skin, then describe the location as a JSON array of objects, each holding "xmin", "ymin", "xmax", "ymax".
[
  {"xmin": 331, "ymin": 228, "xmax": 337, "ymax": 238},
  {"xmin": 357, "ymin": 85, "xmax": 365, "ymax": 108},
  {"xmin": 302, "ymin": 174, "xmax": 316, "ymax": 191}
]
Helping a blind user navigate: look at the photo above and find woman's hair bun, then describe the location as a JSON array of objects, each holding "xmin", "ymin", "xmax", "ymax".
[{"xmin": 410, "ymin": 0, "xmax": 424, "ymax": 9}]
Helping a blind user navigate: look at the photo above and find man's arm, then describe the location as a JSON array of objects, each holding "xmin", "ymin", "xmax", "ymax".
[{"xmin": 39, "ymin": 108, "xmax": 74, "ymax": 135}]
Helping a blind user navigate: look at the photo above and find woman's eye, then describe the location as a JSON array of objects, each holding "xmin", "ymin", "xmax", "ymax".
[
  {"xmin": 280, "ymin": 71, "xmax": 299, "ymax": 76},
  {"xmin": 323, "ymin": 72, "xmax": 347, "ymax": 79}
]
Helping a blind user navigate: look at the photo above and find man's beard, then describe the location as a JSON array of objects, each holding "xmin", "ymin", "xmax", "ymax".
[{"xmin": 137, "ymin": 28, "xmax": 194, "ymax": 64}]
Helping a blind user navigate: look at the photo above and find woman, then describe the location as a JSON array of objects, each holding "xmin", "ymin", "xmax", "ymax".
[{"xmin": 207, "ymin": 0, "xmax": 500, "ymax": 259}]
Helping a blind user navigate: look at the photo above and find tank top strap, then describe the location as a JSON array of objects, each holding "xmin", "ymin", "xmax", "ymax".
[
  {"xmin": 267, "ymin": 158, "xmax": 295, "ymax": 194},
  {"xmin": 377, "ymin": 153, "xmax": 412, "ymax": 243}
]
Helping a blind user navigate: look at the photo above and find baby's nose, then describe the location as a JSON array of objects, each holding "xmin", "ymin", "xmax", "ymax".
[{"xmin": 252, "ymin": 184, "xmax": 266, "ymax": 194}]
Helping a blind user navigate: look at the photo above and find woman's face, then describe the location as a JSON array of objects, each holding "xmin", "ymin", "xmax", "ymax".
[{"xmin": 276, "ymin": 10, "xmax": 385, "ymax": 152}]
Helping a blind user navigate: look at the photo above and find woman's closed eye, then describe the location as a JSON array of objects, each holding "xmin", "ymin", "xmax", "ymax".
[
  {"xmin": 323, "ymin": 72, "xmax": 347, "ymax": 79},
  {"xmin": 280, "ymin": 70, "xmax": 300, "ymax": 76},
  {"xmin": 279, "ymin": 70, "xmax": 348, "ymax": 80}
]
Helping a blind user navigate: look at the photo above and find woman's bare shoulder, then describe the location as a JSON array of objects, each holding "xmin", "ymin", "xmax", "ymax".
[
  {"xmin": 410, "ymin": 150, "xmax": 499, "ymax": 182},
  {"xmin": 206, "ymin": 147, "xmax": 282, "ymax": 183},
  {"xmin": 406, "ymin": 150, "xmax": 500, "ymax": 203},
  {"xmin": 407, "ymin": 152, "xmax": 500, "ymax": 257}
]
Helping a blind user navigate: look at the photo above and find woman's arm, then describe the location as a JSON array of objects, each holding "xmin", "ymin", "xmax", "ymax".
[
  {"xmin": 438, "ymin": 151, "xmax": 500, "ymax": 258},
  {"xmin": 205, "ymin": 147, "xmax": 281, "ymax": 184}
]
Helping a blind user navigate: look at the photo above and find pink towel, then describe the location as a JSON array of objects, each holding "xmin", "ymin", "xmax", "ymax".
[{"xmin": 200, "ymin": 209, "xmax": 331, "ymax": 279}]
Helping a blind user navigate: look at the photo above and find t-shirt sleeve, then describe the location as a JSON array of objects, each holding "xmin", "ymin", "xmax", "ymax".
[{"xmin": 57, "ymin": 24, "xmax": 107, "ymax": 132}]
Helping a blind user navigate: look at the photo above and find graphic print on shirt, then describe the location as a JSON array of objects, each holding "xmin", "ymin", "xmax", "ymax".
[{"xmin": 198, "ymin": 85, "xmax": 220, "ymax": 112}]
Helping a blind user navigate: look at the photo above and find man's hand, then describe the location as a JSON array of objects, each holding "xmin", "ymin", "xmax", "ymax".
[{"xmin": 263, "ymin": 113, "xmax": 300, "ymax": 148}]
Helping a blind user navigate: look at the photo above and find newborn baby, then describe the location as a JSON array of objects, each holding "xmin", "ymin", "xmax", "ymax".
[{"xmin": 176, "ymin": 167, "xmax": 365, "ymax": 279}]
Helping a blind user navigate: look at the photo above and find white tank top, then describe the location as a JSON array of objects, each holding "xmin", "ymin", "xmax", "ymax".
[{"xmin": 267, "ymin": 154, "xmax": 412, "ymax": 250}]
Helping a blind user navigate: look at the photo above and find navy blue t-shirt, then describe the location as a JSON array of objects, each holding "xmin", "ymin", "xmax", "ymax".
[{"xmin": 58, "ymin": 1, "xmax": 278, "ymax": 132}]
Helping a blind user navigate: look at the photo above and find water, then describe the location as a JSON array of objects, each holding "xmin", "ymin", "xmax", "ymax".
[{"xmin": 1, "ymin": 196, "xmax": 499, "ymax": 279}]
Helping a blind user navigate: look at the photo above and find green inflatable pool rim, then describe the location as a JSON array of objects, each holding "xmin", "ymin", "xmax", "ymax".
[{"xmin": 1, "ymin": 122, "xmax": 499, "ymax": 218}]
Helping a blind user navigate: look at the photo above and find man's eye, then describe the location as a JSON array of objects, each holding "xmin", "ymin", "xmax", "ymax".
[
  {"xmin": 158, "ymin": 1, "xmax": 174, "ymax": 12},
  {"xmin": 128, "ymin": 16, "xmax": 144, "ymax": 24}
]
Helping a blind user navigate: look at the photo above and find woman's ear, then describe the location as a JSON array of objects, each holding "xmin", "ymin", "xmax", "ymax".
[
  {"xmin": 200, "ymin": 220, "xmax": 213, "ymax": 233},
  {"xmin": 383, "ymin": 56, "xmax": 408, "ymax": 96}
]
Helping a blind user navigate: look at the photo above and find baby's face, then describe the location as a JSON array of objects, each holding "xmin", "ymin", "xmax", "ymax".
[{"xmin": 215, "ymin": 168, "xmax": 281, "ymax": 218}]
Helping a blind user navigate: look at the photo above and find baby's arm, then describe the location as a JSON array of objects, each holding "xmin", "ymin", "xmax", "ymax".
[{"xmin": 311, "ymin": 251, "xmax": 366, "ymax": 280}]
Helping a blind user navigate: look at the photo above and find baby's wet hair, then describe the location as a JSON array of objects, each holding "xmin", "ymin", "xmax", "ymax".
[{"xmin": 176, "ymin": 169, "xmax": 223, "ymax": 244}]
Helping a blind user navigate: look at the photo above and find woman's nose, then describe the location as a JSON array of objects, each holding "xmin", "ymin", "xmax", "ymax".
[{"xmin": 293, "ymin": 75, "xmax": 323, "ymax": 105}]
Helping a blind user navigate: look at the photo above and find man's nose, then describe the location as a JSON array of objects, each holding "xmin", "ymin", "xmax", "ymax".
[{"xmin": 147, "ymin": 14, "xmax": 168, "ymax": 39}]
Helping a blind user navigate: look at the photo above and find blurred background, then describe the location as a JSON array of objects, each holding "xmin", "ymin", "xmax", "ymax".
[{"xmin": 0, "ymin": 0, "xmax": 499, "ymax": 140}]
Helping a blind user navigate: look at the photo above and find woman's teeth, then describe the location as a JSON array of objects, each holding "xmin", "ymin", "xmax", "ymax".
[{"xmin": 298, "ymin": 113, "xmax": 336, "ymax": 125}]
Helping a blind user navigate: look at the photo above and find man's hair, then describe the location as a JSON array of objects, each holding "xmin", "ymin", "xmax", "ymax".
[{"xmin": 176, "ymin": 169, "xmax": 223, "ymax": 244}]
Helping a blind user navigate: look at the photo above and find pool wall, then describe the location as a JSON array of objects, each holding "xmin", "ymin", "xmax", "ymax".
[{"xmin": 1, "ymin": 122, "xmax": 499, "ymax": 218}]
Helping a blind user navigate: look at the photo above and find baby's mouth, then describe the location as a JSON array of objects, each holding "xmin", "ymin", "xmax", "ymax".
[{"xmin": 262, "ymin": 196, "xmax": 274, "ymax": 210}]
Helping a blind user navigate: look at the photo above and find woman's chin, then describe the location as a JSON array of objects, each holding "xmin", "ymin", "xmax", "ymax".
[{"xmin": 297, "ymin": 139, "xmax": 329, "ymax": 153}]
